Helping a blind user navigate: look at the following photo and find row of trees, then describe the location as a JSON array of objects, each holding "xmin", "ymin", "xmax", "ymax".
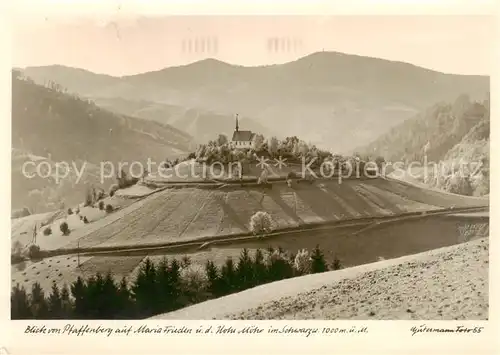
[
  {"xmin": 196, "ymin": 134, "xmax": 332, "ymax": 164},
  {"xmin": 190, "ymin": 133, "xmax": 384, "ymax": 177},
  {"xmin": 12, "ymin": 245, "xmax": 340, "ymax": 319}
]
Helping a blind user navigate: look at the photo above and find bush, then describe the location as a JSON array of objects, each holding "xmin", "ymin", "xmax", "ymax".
[
  {"xmin": 287, "ymin": 171, "xmax": 298, "ymax": 180},
  {"xmin": 11, "ymin": 241, "xmax": 24, "ymax": 264},
  {"xmin": 11, "ymin": 207, "xmax": 31, "ymax": 219},
  {"xmin": 180, "ymin": 255, "xmax": 192, "ymax": 268},
  {"xmin": 331, "ymin": 256, "xmax": 342, "ymax": 271},
  {"xmin": 105, "ymin": 204, "xmax": 114, "ymax": 213},
  {"xmin": 28, "ymin": 244, "xmax": 41, "ymax": 260},
  {"xmin": 180, "ymin": 265, "xmax": 209, "ymax": 304},
  {"xmin": 11, "ymin": 252, "xmax": 24, "ymax": 264},
  {"xmin": 84, "ymin": 186, "xmax": 94, "ymax": 207},
  {"xmin": 95, "ymin": 189, "xmax": 104, "ymax": 201},
  {"xmin": 98, "ymin": 201, "xmax": 105, "ymax": 210},
  {"xmin": 471, "ymin": 173, "xmax": 489, "ymax": 196},
  {"xmin": 116, "ymin": 170, "xmax": 139, "ymax": 189},
  {"xmin": 249, "ymin": 211, "xmax": 274, "ymax": 237},
  {"xmin": 43, "ymin": 227, "xmax": 52, "ymax": 236},
  {"xmin": 446, "ymin": 173, "xmax": 473, "ymax": 196},
  {"xmin": 60, "ymin": 222, "xmax": 70, "ymax": 236},
  {"xmin": 67, "ymin": 208, "xmax": 73, "ymax": 215},
  {"xmin": 108, "ymin": 184, "xmax": 119, "ymax": 197},
  {"xmin": 83, "ymin": 216, "xmax": 89, "ymax": 224},
  {"xmin": 293, "ymin": 249, "xmax": 311, "ymax": 275}
]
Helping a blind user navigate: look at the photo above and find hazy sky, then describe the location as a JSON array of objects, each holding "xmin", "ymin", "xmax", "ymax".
[{"xmin": 12, "ymin": 15, "xmax": 494, "ymax": 76}]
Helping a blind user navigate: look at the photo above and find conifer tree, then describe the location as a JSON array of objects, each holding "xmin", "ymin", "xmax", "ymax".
[
  {"xmin": 70, "ymin": 276, "xmax": 87, "ymax": 318},
  {"xmin": 252, "ymin": 249, "xmax": 268, "ymax": 284},
  {"xmin": 116, "ymin": 277, "xmax": 132, "ymax": 318},
  {"xmin": 101, "ymin": 272, "xmax": 119, "ymax": 318},
  {"xmin": 236, "ymin": 248, "xmax": 254, "ymax": 290},
  {"xmin": 11, "ymin": 284, "xmax": 32, "ymax": 319},
  {"xmin": 205, "ymin": 260, "xmax": 220, "ymax": 293},
  {"xmin": 47, "ymin": 282, "xmax": 62, "ymax": 318},
  {"xmin": 220, "ymin": 257, "xmax": 237, "ymax": 295},
  {"xmin": 266, "ymin": 249, "xmax": 294, "ymax": 281},
  {"xmin": 167, "ymin": 259, "xmax": 182, "ymax": 309},
  {"xmin": 155, "ymin": 257, "xmax": 174, "ymax": 312},
  {"xmin": 131, "ymin": 258, "xmax": 158, "ymax": 317},
  {"xmin": 311, "ymin": 245, "xmax": 328, "ymax": 273},
  {"xmin": 30, "ymin": 282, "xmax": 49, "ymax": 319},
  {"xmin": 91, "ymin": 273, "xmax": 107, "ymax": 318},
  {"xmin": 60, "ymin": 284, "xmax": 73, "ymax": 318}
]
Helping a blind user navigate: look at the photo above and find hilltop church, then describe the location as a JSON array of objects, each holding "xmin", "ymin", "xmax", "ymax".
[{"xmin": 231, "ymin": 114, "xmax": 257, "ymax": 149}]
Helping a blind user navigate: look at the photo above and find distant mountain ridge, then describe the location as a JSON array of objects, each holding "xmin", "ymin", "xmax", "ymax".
[
  {"xmin": 92, "ymin": 97, "xmax": 272, "ymax": 144},
  {"xmin": 22, "ymin": 51, "xmax": 489, "ymax": 152},
  {"xmin": 12, "ymin": 71, "xmax": 193, "ymax": 163},
  {"xmin": 357, "ymin": 94, "xmax": 490, "ymax": 163}
]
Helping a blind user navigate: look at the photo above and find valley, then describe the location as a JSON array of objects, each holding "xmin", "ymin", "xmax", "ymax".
[{"xmin": 11, "ymin": 49, "xmax": 490, "ymax": 321}]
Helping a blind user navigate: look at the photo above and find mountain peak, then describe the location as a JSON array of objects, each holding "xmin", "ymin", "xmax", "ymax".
[{"xmin": 185, "ymin": 58, "xmax": 234, "ymax": 68}]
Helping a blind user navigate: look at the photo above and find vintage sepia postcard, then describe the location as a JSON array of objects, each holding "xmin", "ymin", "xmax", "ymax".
[{"xmin": 1, "ymin": 1, "xmax": 498, "ymax": 354}]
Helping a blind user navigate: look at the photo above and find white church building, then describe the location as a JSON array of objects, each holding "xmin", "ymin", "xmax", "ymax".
[{"xmin": 231, "ymin": 114, "xmax": 257, "ymax": 149}]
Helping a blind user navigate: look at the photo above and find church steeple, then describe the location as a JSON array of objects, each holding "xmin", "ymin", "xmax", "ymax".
[{"xmin": 235, "ymin": 114, "xmax": 239, "ymax": 132}]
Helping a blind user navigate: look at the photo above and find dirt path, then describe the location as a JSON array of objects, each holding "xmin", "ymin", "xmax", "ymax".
[{"xmin": 151, "ymin": 237, "xmax": 488, "ymax": 320}]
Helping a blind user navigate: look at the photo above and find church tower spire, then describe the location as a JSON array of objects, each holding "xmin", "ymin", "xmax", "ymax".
[{"xmin": 235, "ymin": 114, "xmax": 239, "ymax": 132}]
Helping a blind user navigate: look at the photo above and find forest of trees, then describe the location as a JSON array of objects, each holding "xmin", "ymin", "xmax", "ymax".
[
  {"xmin": 359, "ymin": 94, "xmax": 490, "ymax": 164},
  {"xmin": 186, "ymin": 133, "xmax": 382, "ymax": 180},
  {"xmin": 194, "ymin": 134, "xmax": 333, "ymax": 166},
  {"xmin": 357, "ymin": 94, "xmax": 490, "ymax": 196},
  {"xmin": 12, "ymin": 245, "xmax": 340, "ymax": 319}
]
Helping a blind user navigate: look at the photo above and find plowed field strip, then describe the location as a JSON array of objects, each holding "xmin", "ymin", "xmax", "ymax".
[
  {"xmin": 359, "ymin": 182, "xmax": 436, "ymax": 212},
  {"xmin": 98, "ymin": 190, "xmax": 194, "ymax": 246},
  {"xmin": 150, "ymin": 189, "xmax": 208, "ymax": 236},
  {"xmin": 178, "ymin": 191, "xmax": 214, "ymax": 239},
  {"xmin": 354, "ymin": 185, "xmax": 394, "ymax": 215},
  {"xmin": 325, "ymin": 183, "xmax": 363, "ymax": 218},
  {"xmin": 64, "ymin": 193, "xmax": 168, "ymax": 249},
  {"xmin": 78, "ymin": 255, "xmax": 145, "ymax": 281},
  {"xmin": 182, "ymin": 193, "xmax": 225, "ymax": 239}
]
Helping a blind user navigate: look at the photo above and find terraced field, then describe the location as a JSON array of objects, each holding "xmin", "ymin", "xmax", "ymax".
[{"xmin": 27, "ymin": 177, "xmax": 487, "ymax": 252}]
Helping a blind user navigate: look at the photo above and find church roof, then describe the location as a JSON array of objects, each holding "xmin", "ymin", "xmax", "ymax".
[{"xmin": 232, "ymin": 130, "xmax": 255, "ymax": 142}]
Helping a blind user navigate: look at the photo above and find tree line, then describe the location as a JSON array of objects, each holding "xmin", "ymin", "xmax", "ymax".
[{"xmin": 12, "ymin": 245, "xmax": 340, "ymax": 319}]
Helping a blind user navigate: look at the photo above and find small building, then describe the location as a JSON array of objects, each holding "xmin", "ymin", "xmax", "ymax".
[{"xmin": 231, "ymin": 114, "xmax": 256, "ymax": 149}]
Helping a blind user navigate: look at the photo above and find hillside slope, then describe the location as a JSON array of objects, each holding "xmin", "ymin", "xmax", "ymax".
[
  {"xmin": 358, "ymin": 94, "xmax": 490, "ymax": 162},
  {"xmin": 151, "ymin": 237, "xmax": 488, "ymax": 320},
  {"xmin": 92, "ymin": 97, "xmax": 272, "ymax": 144},
  {"xmin": 12, "ymin": 71, "xmax": 194, "ymax": 163},
  {"xmin": 22, "ymin": 52, "xmax": 489, "ymax": 152},
  {"xmin": 16, "ymin": 177, "xmax": 488, "ymax": 252},
  {"xmin": 11, "ymin": 71, "xmax": 195, "ymax": 212},
  {"xmin": 358, "ymin": 95, "xmax": 490, "ymax": 197}
]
